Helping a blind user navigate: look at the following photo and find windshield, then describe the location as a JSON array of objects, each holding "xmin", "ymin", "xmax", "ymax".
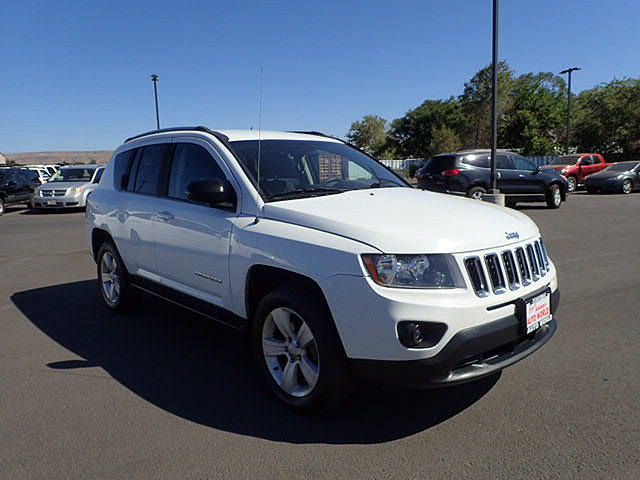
[
  {"xmin": 604, "ymin": 162, "xmax": 640, "ymax": 172},
  {"xmin": 229, "ymin": 140, "xmax": 408, "ymax": 201},
  {"xmin": 49, "ymin": 167, "xmax": 95, "ymax": 183},
  {"xmin": 548, "ymin": 155, "xmax": 581, "ymax": 166}
]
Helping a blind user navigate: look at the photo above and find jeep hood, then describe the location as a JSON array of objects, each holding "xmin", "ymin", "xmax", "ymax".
[{"xmin": 262, "ymin": 188, "xmax": 539, "ymax": 253}]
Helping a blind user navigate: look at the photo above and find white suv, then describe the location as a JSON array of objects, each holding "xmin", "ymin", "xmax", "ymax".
[{"xmin": 86, "ymin": 127, "xmax": 559, "ymax": 412}]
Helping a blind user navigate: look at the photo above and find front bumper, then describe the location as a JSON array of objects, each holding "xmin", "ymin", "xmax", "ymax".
[
  {"xmin": 350, "ymin": 289, "xmax": 558, "ymax": 388},
  {"xmin": 33, "ymin": 194, "xmax": 83, "ymax": 208}
]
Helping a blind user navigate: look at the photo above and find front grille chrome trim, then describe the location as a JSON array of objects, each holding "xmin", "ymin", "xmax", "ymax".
[
  {"xmin": 464, "ymin": 256, "xmax": 490, "ymax": 298},
  {"xmin": 484, "ymin": 253, "xmax": 507, "ymax": 294}
]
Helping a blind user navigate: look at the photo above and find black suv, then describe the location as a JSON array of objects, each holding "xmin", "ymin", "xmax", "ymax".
[
  {"xmin": 416, "ymin": 150, "xmax": 569, "ymax": 209},
  {"xmin": 0, "ymin": 167, "xmax": 41, "ymax": 215}
]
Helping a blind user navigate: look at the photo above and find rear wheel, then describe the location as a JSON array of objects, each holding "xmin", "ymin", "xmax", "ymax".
[
  {"xmin": 467, "ymin": 186, "xmax": 486, "ymax": 200},
  {"xmin": 546, "ymin": 184, "xmax": 562, "ymax": 209},
  {"xmin": 0, "ymin": 198, "xmax": 4, "ymax": 216},
  {"xmin": 567, "ymin": 176, "xmax": 577, "ymax": 192},
  {"xmin": 252, "ymin": 284, "xmax": 353, "ymax": 412},
  {"xmin": 96, "ymin": 241, "xmax": 133, "ymax": 312},
  {"xmin": 622, "ymin": 179, "xmax": 632, "ymax": 194}
]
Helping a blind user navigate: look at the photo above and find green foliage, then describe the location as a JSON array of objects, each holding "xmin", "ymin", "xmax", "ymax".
[
  {"xmin": 386, "ymin": 97, "xmax": 464, "ymax": 158},
  {"xmin": 573, "ymin": 79, "xmax": 640, "ymax": 154},
  {"xmin": 346, "ymin": 63, "xmax": 640, "ymax": 159},
  {"xmin": 500, "ymin": 72, "xmax": 566, "ymax": 155},
  {"xmin": 346, "ymin": 115, "xmax": 388, "ymax": 156}
]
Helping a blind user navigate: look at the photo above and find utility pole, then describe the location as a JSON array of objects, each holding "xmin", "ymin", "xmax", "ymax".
[
  {"xmin": 151, "ymin": 74, "xmax": 160, "ymax": 130},
  {"xmin": 490, "ymin": 0, "xmax": 499, "ymax": 195},
  {"xmin": 559, "ymin": 67, "xmax": 581, "ymax": 153}
]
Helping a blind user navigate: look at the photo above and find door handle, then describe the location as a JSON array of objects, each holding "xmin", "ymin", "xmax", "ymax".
[
  {"xmin": 156, "ymin": 211, "xmax": 174, "ymax": 222},
  {"xmin": 519, "ymin": 174, "xmax": 526, "ymax": 177}
]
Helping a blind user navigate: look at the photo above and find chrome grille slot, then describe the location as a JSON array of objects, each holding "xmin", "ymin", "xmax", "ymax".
[
  {"xmin": 539, "ymin": 239, "xmax": 550, "ymax": 269},
  {"xmin": 464, "ymin": 257, "xmax": 489, "ymax": 297},
  {"xmin": 484, "ymin": 254, "xmax": 506, "ymax": 294},
  {"xmin": 501, "ymin": 250, "xmax": 520, "ymax": 290},
  {"xmin": 534, "ymin": 241, "xmax": 546, "ymax": 276},
  {"xmin": 526, "ymin": 244, "xmax": 540, "ymax": 281},
  {"xmin": 41, "ymin": 190, "xmax": 54, "ymax": 197},
  {"xmin": 515, "ymin": 247, "xmax": 531, "ymax": 286}
]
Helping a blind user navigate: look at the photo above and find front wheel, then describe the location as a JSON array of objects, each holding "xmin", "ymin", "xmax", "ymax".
[
  {"xmin": 566, "ymin": 176, "xmax": 577, "ymax": 192},
  {"xmin": 622, "ymin": 179, "xmax": 632, "ymax": 194},
  {"xmin": 0, "ymin": 198, "xmax": 4, "ymax": 216},
  {"xmin": 467, "ymin": 186, "xmax": 486, "ymax": 200},
  {"xmin": 252, "ymin": 285, "xmax": 353, "ymax": 412},
  {"xmin": 546, "ymin": 184, "xmax": 562, "ymax": 209}
]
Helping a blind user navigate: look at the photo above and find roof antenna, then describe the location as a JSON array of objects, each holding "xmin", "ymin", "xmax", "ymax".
[{"xmin": 254, "ymin": 66, "xmax": 263, "ymax": 224}]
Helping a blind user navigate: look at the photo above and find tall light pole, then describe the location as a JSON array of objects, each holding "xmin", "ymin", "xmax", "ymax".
[
  {"xmin": 559, "ymin": 67, "xmax": 581, "ymax": 153},
  {"xmin": 151, "ymin": 74, "xmax": 160, "ymax": 130},
  {"xmin": 490, "ymin": 0, "xmax": 499, "ymax": 194}
]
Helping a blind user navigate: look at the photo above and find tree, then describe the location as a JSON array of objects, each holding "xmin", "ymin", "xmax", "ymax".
[
  {"xmin": 430, "ymin": 125, "xmax": 461, "ymax": 154},
  {"xmin": 386, "ymin": 97, "xmax": 464, "ymax": 158},
  {"xmin": 500, "ymin": 72, "xmax": 566, "ymax": 155},
  {"xmin": 573, "ymin": 79, "xmax": 640, "ymax": 154},
  {"xmin": 458, "ymin": 61, "xmax": 515, "ymax": 149},
  {"xmin": 346, "ymin": 115, "xmax": 388, "ymax": 156}
]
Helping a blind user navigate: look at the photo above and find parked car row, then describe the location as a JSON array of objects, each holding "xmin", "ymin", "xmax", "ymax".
[
  {"xmin": 415, "ymin": 150, "xmax": 639, "ymax": 206},
  {"xmin": 415, "ymin": 149, "xmax": 569, "ymax": 209},
  {"xmin": 0, "ymin": 165, "xmax": 104, "ymax": 215}
]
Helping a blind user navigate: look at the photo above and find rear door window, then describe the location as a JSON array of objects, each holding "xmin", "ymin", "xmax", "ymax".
[{"xmin": 130, "ymin": 144, "xmax": 170, "ymax": 195}]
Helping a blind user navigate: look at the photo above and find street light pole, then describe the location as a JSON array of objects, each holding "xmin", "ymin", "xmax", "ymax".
[
  {"xmin": 559, "ymin": 67, "xmax": 581, "ymax": 153},
  {"xmin": 490, "ymin": 0, "xmax": 499, "ymax": 194},
  {"xmin": 151, "ymin": 74, "xmax": 160, "ymax": 130}
]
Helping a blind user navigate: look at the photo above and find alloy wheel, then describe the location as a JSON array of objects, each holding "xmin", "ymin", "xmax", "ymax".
[
  {"xmin": 100, "ymin": 252, "xmax": 120, "ymax": 304},
  {"xmin": 262, "ymin": 307, "xmax": 319, "ymax": 397},
  {"xmin": 553, "ymin": 187, "xmax": 562, "ymax": 206},
  {"xmin": 567, "ymin": 177, "xmax": 577, "ymax": 192},
  {"xmin": 622, "ymin": 180, "xmax": 632, "ymax": 194}
]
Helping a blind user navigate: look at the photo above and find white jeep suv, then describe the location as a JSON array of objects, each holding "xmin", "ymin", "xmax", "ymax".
[{"xmin": 86, "ymin": 127, "xmax": 559, "ymax": 412}]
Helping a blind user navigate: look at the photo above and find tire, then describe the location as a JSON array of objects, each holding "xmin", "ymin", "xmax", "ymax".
[
  {"xmin": 252, "ymin": 284, "xmax": 353, "ymax": 413},
  {"xmin": 505, "ymin": 200, "xmax": 517, "ymax": 208},
  {"xmin": 566, "ymin": 176, "xmax": 577, "ymax": 193},
  {"xmin": 0, "ymin": 198, "xmax": 4, "ymax": 216},
  {"xmin": 96, "ymin": 241, "xmax": 134, "ymax": 312},
  {"xmin": 467, "ymin": 186, "xmax": 486, "ymax": 200},
  {"xmin": 546, "ymin": 184, "xmax": 562, "ymax": 209},
  {"xmin": 621, "ymin": 179, "xmax": 632, "ymax": 194}
]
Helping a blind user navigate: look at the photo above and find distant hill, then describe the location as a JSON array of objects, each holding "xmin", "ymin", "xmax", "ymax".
[{"xmin": 5, "ymin": 151, "xmax": 113, "ymax": 165}]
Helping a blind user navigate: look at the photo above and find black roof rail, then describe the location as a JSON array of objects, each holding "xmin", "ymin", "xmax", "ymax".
[
  {"xmin": 124, "ymin": 126, "xmax": 228, "ymax": 143},
  {"xmin": 288, "ymin": 130, "xmax": 334, "ymax": 138}
]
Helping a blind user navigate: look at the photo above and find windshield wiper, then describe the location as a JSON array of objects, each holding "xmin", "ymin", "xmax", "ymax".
[
  {"xmin": 366, "ymin": 179, "xmax": 403, "ymax": 188},
  {"xmin": 267, "ymin": 187, "xmax": 344, "ymax": 200}
]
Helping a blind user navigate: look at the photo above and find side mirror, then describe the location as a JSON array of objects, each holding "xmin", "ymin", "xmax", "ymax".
[
  {"xmin": 534, "ymin": 166, "xmax": 541, "ymax": 174},
  {"xmin": 187, "ymin": 179, "xmax": 236, "ymax": 208}
]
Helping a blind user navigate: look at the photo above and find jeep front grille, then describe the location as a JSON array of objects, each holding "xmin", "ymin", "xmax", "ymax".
[
  {"xmin": 464, "ymin": 257, "xmax": 489, "ymax": 297},
  {"xmin": 465, "ymin": 238, "xmax": 550, "ymax": 297}
]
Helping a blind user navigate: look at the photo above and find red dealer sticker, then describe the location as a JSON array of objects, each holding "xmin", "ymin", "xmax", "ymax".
[{"xmin": 525, "ymin": 291, "xmax": 552, "ymax": 334}]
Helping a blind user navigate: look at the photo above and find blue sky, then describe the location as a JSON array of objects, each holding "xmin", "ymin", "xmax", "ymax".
[{"xmin": 1, "ymin": 0, "xmax": 638, "ymax": 152}]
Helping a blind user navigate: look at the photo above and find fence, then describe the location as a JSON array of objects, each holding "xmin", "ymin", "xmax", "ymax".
[{"xmin": 379, "ymin": 159, "xmax": 425, "ymax": 171}]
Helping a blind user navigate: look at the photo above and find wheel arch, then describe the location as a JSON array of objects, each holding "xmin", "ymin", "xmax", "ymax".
[{"xmin": 91, "ymin": 228, "xmax": 114, "ymax": 262}]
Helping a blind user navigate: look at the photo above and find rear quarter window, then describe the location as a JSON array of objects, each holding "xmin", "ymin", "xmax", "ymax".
[{"xmin": 113, "ymin": 149, "xmax": 136, "ymax": 190}]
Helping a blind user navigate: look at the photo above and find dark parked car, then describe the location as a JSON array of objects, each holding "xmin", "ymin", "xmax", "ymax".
[
  {"xmin": 0, "ymin": 167, "xmax": 40, "ymax": 215},
  {"xmin": 416, "ymin": 150, "xmax": 569, "ymax": 209},
  {"xmin": 585, "ymin": 161, "xmax": 640, "ymax": 194}
]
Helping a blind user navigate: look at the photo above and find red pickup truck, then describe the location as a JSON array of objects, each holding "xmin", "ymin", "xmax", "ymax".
[{"xmin": 540, "ymin": 153, "xmax": 612, "ymax": 192}]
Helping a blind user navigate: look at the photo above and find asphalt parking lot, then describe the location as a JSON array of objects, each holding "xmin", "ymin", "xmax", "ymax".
[{"xmin": 1, "ymin": 193, "xmax": 639, "ymax": 480}]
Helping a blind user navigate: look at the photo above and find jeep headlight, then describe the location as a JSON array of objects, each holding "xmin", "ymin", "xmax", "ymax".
[{"xmin": 362, "ymin": 254, "xmax": 466, "ymax": 288}]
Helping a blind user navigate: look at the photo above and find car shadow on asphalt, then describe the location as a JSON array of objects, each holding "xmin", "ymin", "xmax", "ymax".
[{"xmin": 11, "ymin": 280, "xmax": 499, "ymax": 445}]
